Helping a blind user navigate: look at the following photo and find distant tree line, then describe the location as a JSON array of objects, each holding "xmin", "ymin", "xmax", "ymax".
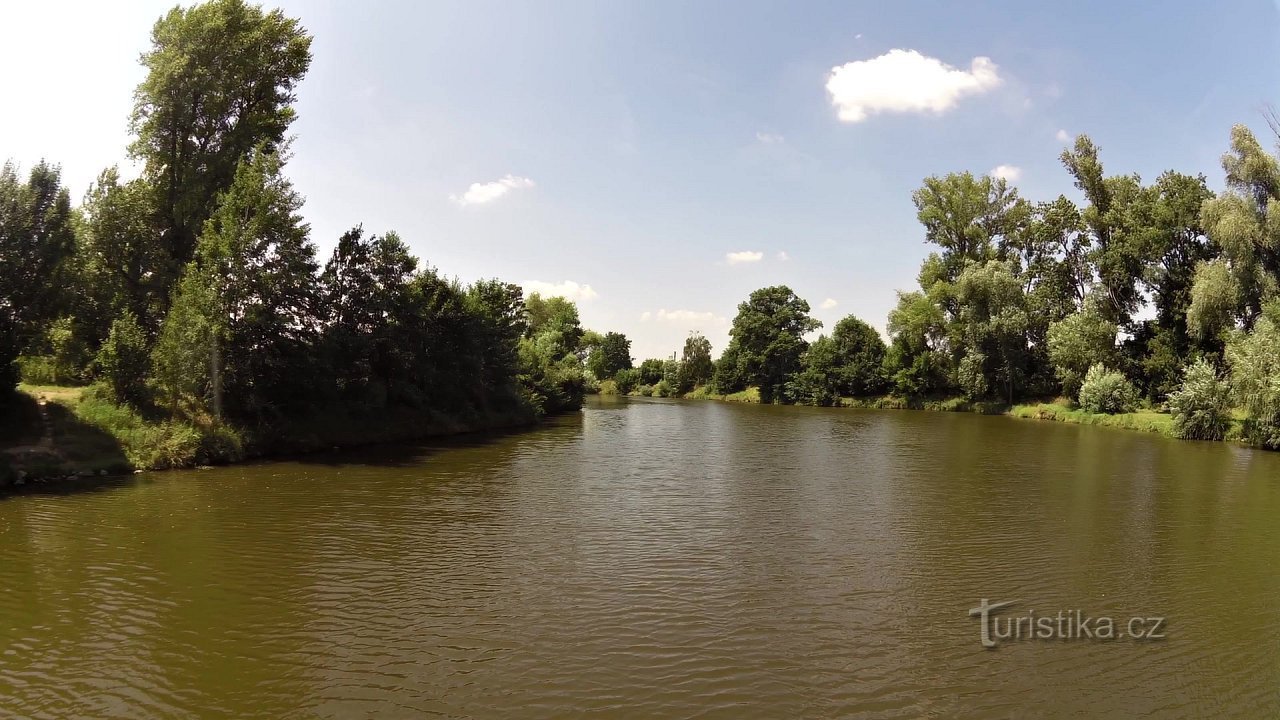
[{"xmin": 598, "ymin": 126, "xmax": 1280, "ymax": 449}]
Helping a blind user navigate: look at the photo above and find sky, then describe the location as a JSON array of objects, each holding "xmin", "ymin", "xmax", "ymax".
[{"xmin": 3, "ymin": 1, "xmax": 1280, "ymax": 360}]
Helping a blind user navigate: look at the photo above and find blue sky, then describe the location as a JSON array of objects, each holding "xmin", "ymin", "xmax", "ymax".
[{"xmin": 3, "ymin": 1, "xmax": 1279, "ymax": 359}]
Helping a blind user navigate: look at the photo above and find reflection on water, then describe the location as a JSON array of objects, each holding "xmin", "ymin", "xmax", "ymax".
[{"xmin": 2, "ymin": 397, "xmax": 1279, "ymax": 717}]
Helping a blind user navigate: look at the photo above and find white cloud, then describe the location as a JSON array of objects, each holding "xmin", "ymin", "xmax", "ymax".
[
  {"xmin": 826, "ymin": 49, "xmax": 1002, "ymax": 123},
  {"xmin": 450, "ymin": 174, "xmax": 535, "ymax": 206},
  {"xmin": 990, "ymin": 164, "xmax": 1022, "ymax": 182},
  {"xmin": 1055, "ymin": 129, "xmax": 1071, "ymax": 142},
  {"xmin": 820, "ymin": 298, "xmax": 838, "ymax": 310},
  {"xmin": 777, "ymin": 250, "xmax": 790, "ymax": 261},
  {"xmin": 756, "ymin": 131, "xmax": 785, "ymax": 144},
  {"xmin": 726, "ymin": 250, "xmax": 764, "ymax": 265},
  {"xmin": 640, "ymin": 309, "xmax": 729, "ymax": 327},
  {"xmin": 522, "ymin": 280, "xmax": 598, "ymax": 302},
  {"xmin": 855, "ymin": 33, "xmax": 864, "ymax": 40}
]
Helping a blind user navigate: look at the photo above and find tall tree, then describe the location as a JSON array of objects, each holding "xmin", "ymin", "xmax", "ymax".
[
  {"xmin": 676, "ymin": 332, "xmax": 714, "ymax": 393},
  {"xmin": 587, "ymin": 331, "xmax": 632, "ymax": 380},
  {"xmin": 184, "ymin": 148, "xmax": 319, "ymax": 422},
  {"xmin": 130, "ymin": 0, "xmax": 312, "ymax": 273},
  {"xmin": 719, "ymin": 285, "xmax": 820, "ymax": 403},
  {"xmin": 0, "ymin": 161, "xmax": 75, "ymax": 397}
]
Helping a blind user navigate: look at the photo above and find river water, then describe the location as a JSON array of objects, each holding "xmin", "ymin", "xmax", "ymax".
[{"xmin": 2, "ymin": 396, "xmax": 1279, "ymax": 718}]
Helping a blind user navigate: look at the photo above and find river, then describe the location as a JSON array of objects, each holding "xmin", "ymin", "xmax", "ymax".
[{"xmin": 2, "ymin": 396, "xmax": 1279, "ymax": 718}]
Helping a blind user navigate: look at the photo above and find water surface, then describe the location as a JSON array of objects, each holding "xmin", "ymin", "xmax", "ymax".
[{"xmin": 2, "ymin": 397, "xmax": 1279, "ymax": 718}]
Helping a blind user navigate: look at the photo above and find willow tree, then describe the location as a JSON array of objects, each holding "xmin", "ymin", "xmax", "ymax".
[{"xmin": 1191, "ymin": 125, "xmax": 1280, "ymax": 337}]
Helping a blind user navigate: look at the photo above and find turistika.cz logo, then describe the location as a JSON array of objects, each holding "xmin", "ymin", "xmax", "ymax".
[{"xmin": 968, "ymin": 599, "xmax": 1166, "ymax": 648}]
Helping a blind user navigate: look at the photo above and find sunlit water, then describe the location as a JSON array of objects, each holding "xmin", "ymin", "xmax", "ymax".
[{"xmin": 2, "ymin": 396, "xmax": 1279, "ymax": 718}]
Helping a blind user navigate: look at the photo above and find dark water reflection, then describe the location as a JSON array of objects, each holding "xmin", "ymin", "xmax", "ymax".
[{"xmin": 2, "ymin": 397, "xmax": 1279, "ymax": 718}]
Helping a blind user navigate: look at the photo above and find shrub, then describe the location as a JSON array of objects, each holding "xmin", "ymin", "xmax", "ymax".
[
  {"xmin": 1077, "ymin": 364, "xmax": 1138, "ymax": 414},
  {"xmin": 1167, "ymin": 359, "xmax": 1232, "ymax": 441},
  {"xmin": 96, "ymin": 311, "xmax": 151, "ymax": 405},
  {"xmin": 597, "ymin": 379, "xmax": 620, "ymax": 396}
]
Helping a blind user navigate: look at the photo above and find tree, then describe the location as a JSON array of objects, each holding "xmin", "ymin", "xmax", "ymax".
[
  {"xmin": 1168, "ymin": 359, "xmax": 1232, "ymax": 441},
  {"xmin": 78, "ymin": 167, "xmax": 171, "ymax": 332},
  {"xmin": 884, "ymin": 290, "xmax": 950, "ymax": 396},
  {"xmin": 637, "ymin": 358, "xmax": 666, "ymax": 386},
  {"xmin": 1194, "ymin": 125, "xmax": 1280, "ymax": 331},
  {"xmin": 1077, "ymin": 364, "xmax": 1138, "ymax": 414},
  {"xmin": 719, "ymin": 286, "xmax": 820, "ymax": 403},
  {"xmin": 1060, "ymin": 135, "xmax": 1148, "ymax": 327},
  {"xmin": 587, "ymin": 331, "xmax": 632, "ymax": 380},
  {"xmin": 829, "ymin": 316, "xmax": 887, "ymax": 396},
  {"xmin": 952, "ymin": 260, "xmax": 1030, "ymax": 402},
  {"xmin": 912, "ymin": 172, "xmax": 1031, "ymax": 283},
  {"xmin": 130, "ymin": 0, "xmax": 312, "ymax": 271},
  {"xmin": 519, "ymin": 292, "xmax": 587, "ymax": 413},
  {"xmin": 787, "ymin": 335, "xmax": 841, "ymax": 406},
  {"xmin": 1226, "ymin": 302, "xmax": 1280, "ymax": 449},
  {"xmin": 0, "ymin": 161, "xmax": 76, "ymax": 398},
  {"xmin": 96, "ymin": 310, "xmax": 151, "ymax": 406},
  {"xmin": 185, "ymin": 148, "xmax": 320, "ymax": 422},
  {"xmin": 676, "ymin": 332, "xmax": 714, "ymax": 393},
  {"xmin": 1047, "ymin": 307, "xmax": 1118, "ymax": 397}
]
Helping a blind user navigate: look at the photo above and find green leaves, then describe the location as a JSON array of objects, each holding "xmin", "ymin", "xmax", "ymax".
[{"xmin": 130, "ymin": 0, "xmax": 312, "ymax": 267}]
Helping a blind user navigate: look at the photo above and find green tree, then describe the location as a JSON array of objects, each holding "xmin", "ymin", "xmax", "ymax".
[
  {"xmin": 95, "ymin": 310, "xmax": 151, "ymax": 406},
  {"xmin": 637, "ymin": 358, "xmax": 666, "ymax": 386},
  {"xmin": 1226, "ymin": 302, "xmax": 1280, "ymax": 449},
  {"xmin": 1047, "ymin": 307, "xmax": 1118, "ymax": 397},
  {"xmin": 1194, "ymin": 125, "xmax": 1280, "ymax": 331},
  {"xmin": 1077, "ymin": 364, "xmax": 1138, "ymax": 414},
  {"xmin": 676, "ymin": 332, "xmax": 714, "ymax": 393},
  {"xmin": 0, "ymin": 161, "xmax": 76, "ymax": 397},
  {"xmin": 587, "ymin": 331, "xmax": 632, "ymax": 380},
  {"xmin": 787, "ymin": 335, "xmax": 841, "ymax": 406},
  {"xmin": 719, "ymin": 286, "xmax": 820, "ymax": 403},
  {"xmin": 78, "ymin": 168, "xmax": 171, "ymax": 332},
  {"xmin": 951, "ymin": 260, "xmax": 1030, "ymax": 402},
  {"xmin": 1168, "ymin": 358, "xmax": 1232, "ymax": 441},
  {"xmin": 130, "ymin": 0, "xmax": 312, "ymax": 270},
  {"xmin": 829, "ymin": 315, "xmax": 887, "ymax": 396},
  {"xmin": 186, "ymin": 148, "xmax": 320, "ymax": 422}
]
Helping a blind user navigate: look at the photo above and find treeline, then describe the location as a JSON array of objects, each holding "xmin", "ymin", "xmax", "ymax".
[
  {"xmin": 612, "ymin": 127, "xmax": 1280, "ymax": 449},
  {"xmin": 0, "ymin": 0, "xmax": 592, "ymax": 464}
]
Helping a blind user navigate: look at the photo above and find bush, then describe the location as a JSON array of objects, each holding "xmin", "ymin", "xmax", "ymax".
[
  {"xmin": 96, "ymin": 311, "xmax": 151, "ymax": 405},
  {"xmin": 597, "ymin": 379, "xmax": 620, "ymax": 396},
  {"xmin": 1167, "ymin": 359, "xmax": 1232, "ymax": 440},
  {"xmin": 1077, "ymin": 364, "xmax": 1138, "ymax": 414}
]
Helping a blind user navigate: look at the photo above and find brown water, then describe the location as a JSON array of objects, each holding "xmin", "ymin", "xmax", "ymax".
[{"xmin": 2, "ymin": 396, "xmax": 1280, "ymax": 718}]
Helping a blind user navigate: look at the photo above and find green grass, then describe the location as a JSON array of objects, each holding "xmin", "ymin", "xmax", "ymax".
[
  {"xmin": 1008, "ymin": 402, "xmax": 1177, "ymax": 437},
  {"xmin": 682, "ymin": 386, "xmax": 760, "ymax": 403}
]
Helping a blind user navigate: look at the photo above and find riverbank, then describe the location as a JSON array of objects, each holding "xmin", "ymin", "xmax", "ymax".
[
  {"xmin": 0, "ymin": 384, "xmax": 540, "ymax": 488},
  {"xmin": 675, "ymin": 385, "xmax": 1256, "ymax": 445}
]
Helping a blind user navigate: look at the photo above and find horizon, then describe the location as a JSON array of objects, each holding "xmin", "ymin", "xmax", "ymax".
[{"xmin": 3, "ymin": 0, "xmax": 1279, "ymax": 359}]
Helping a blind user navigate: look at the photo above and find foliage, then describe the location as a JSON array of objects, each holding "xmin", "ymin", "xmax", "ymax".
[
  {"xmin": 719, "ymin": 285, "xmax": 820, "ymax": 403},
  {"xmin": 1077, "ymin": 364, "xmax": 1138, "ymax": 415},
  {"xmin": 1225, "ymin": 304, "xmax": 1280, "ymax": 449},
  {"xmin": 0, "ymin": 161, "xmax": 76, "ymax": 399},
  {"xmin": 1167, "ymin": 358, "xmax": 1232, "ymax": 441},
  {"xmin": 676, "ymin": 332, "xmax": 714, "ymax": 393},
  {"xmin": 587, "ymin": 331, "xmax": 632, "ymax": 380},
  {"xmin": 95, "ymin": 311, "xmax": 151, "ymax": 406},
  {"xmin": 1047, "ymin": 308, "xmax": 1117, "ymax": 396},
  {"xmin": 636, "ymin": 358, "xmax": 666, "ymax": 386},
  {"xmin": 130, "ymin": 0, "xmax": 313, "ymax": 269}
]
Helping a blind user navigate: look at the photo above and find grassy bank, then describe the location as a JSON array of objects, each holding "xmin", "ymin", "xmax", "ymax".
[
  {"xmin": 1, "ymin": 384, "xmax": 538, "ymax": 486},
  {"xmin": 676, "ymin": 385, "xmax": 1248, "ymax": 444}
]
